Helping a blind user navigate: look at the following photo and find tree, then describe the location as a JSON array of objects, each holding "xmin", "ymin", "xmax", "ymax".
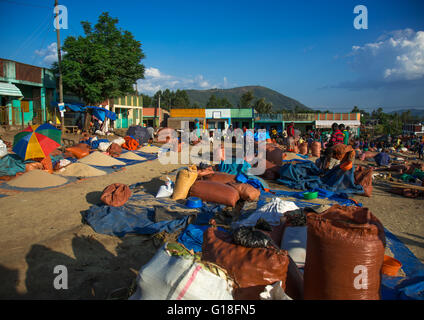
[
  {"xmin": 206, "ymin": 94, "xmax": 219, "ymax": 108},
  {"xmin": 254, "ymin": 98, "xmax": 273, "ymax": 114},
  {"xmin": 173, "ymin": 89, "xmax": 190, "ymax": 107},
  {"xmin": 218, "ymin": 97, "xmax": 233, "ymax": 108},
  {"xmin": 141, "ymin": 94, "xmax": 152, "ymax": 108},
  {"xmin": 239, "ymin": 91, "xmax": 255, "ymax": 108},
  {"xmin": 54, "ymin": 12, "xmax": 145, "ymax": 106}
]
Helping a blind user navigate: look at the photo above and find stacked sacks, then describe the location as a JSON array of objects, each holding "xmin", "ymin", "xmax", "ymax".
[
  {"xmin": 202, "ymin": 227, "xmax": 290, "ymax": 300},
  {"xmin": 304, "ymin": 205, "xmax": 385, "ymax": 300},
  {"xmin": 201, "ymin": 172, "xmax": 236, "ymax": 184},
  {"xmin": 189, "ymin": 181, "xmax": 240, "ymax": 207},
  {"xmin": 227, "ymin": 182, "xmax": 260, "ymax": 202},
  {"xmin": 172, "ymin": 165, "xmax": 198, "ymax": 200},
  {"xmin": 262, "ymin": 160, "xmax": 280, "ymax": 180}
]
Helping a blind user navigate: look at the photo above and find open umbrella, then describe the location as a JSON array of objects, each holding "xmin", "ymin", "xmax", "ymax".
[{"xmin": 13, "ymin": 123, "xmax": 62, "ymax": 160}]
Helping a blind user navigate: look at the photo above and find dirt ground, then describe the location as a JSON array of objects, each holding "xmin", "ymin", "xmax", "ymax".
[{"xmin": 0, "ymin": 130, "xmax": 423, "ymax": 299}]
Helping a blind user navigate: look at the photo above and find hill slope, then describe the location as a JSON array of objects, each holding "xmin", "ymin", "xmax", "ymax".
[{"xmin": 185, "ymin": 86, "xmax": 311, "ymax": 111}]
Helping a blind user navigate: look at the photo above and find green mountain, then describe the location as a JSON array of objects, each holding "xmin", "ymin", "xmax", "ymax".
[{"xmin": 185, "ymin": 86, "xmax": 311, "ymax": 111}]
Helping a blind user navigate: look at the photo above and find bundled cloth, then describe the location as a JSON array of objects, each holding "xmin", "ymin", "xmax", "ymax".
[{"xmin": 122, "ymin": 136, "xmax": 139, "ymax": 151}]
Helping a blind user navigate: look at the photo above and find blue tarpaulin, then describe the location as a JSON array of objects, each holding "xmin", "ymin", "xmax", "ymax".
[
  {"xmin": 374, "ymin": 152, "xmax": 391, "ymax": 166},
  {"xmin": 277, "ymin": 161, "xmax": 364, "ymax": 195},
  {"xmin": 0, "ymin": 154, "xmax": 26, "ymax": 176},
  {"xmin": 218, "ymin": 159, "xmax": 251, "ymax": 175},
  {"xmin": 51, "ymin": 101, "xmax": 117, "ymax": 120}
]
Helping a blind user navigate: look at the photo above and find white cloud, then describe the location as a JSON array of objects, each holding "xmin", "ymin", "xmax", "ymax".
[
  {"xmin": 35, "ymin": 42, "xmax": 59, "ymax": 66},
  {"xmin": 137, "ymin": 67, "xmax": 230, "ymax": 95},
  {"xmin": 348, "ymin": 28, "xmax": 424, "ymax": 82}
]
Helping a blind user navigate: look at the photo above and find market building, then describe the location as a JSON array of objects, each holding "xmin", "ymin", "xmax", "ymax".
[
  {"xmin": 112, "ymin": 95, "xmax": 143, "ymax": 129},
  {"xmin": 0, "ymin": 58, "xmax": 56, "ymax": 127}
]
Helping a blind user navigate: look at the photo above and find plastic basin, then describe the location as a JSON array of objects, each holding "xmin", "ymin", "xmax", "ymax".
[
  {"xmin": 303, "ymin": 191, "xmax": 318, "ymax": 200},
  {"xmin": 382, "ymin": 255, "xmax": 402, "ymax": 276},
  {"xmin": 186, "ymin": 197, "xmax": 203, "ymax": 208}
]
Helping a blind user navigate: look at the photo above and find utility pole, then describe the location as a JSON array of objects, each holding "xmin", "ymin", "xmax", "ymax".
[{"xmin": 55, "ymin": 0, "xmax": 64, "ymax": 132}]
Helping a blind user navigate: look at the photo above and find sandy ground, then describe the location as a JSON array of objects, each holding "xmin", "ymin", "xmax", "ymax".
[{"xmin": 0, "ymin": 131, "xmax": 423, "ymax": 299}]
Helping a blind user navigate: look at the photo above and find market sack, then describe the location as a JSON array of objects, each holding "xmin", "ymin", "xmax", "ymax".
[
  {"xmin": 189, "ymin": 180, "xmax": 240, "ymax": 207},
  {"xmin": 202, "ymin": 227, "xmax": 289, "ymax": 299},
  {"xmin": 354, "ymin": 165, "xmax": 374, "ymax": 197},
  {"xmin": 107, "ymin": 143, "xmax": 122, "ymax": 158},
  {"xmin": 122, "ymin": 136, "xmax": 139, "ymax": 151},
  {"xmin": 129, "ymin": 246, "xmax": 233, "ymax": 300},
  {"xmin": 304, "ymin": 205, "xmax": 385, "ymax": 300},
  {"xmin": 261, "ymin": 160, "xmax": 280, "ymax": 180},
  {"xmin": 298, "ymin": 142, "xmax": 308, "ymax": 155},
  {"xmin": 311, "ymin": 141, "xmax": 321, "ymax": 157},
  {"xmin": 331, "ymin": 144, "xmax": 354, "ymax": 161},
  {"xmin": 66, "ymin": 144, "xmax": 90, "ymax": 159},
  {"xmin": 201, "ymin": 172, "xmax": 236, "ymax": 184},
  {"xmin": 100, "ymin": 183, "xmax": 132, "ymax": 207},
  {"xmin": 265, "ymin": 144, "xmax": 284, "ymax": 166},
  {"xmin": 172, "ymin": 165, "xmax": 198, "ymax": 200},
  {"xmin": 227, "ymin": 182, "xmax": 260, "ymax": 202}
]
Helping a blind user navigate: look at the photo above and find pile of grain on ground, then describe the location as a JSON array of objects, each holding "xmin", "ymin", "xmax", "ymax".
[
  {"xmin": 7, "ymin": 170, "xmax": 68, "ymax": 188},
  {"xmin": 284, "ymin": 152, "xmax": 306, "ymax": 160},
  {"xmin": 78, "ymin": 151, "xmax": 126, "ymax": 167},
  {"xmin": 57, "ymin": 163, "xmax": 107, "ymax": 177},
  {"xmin": 119, "ymin": 152, "xmax": 146, "ymax": 161},
  {"xmin": 138, "ymin": 145, "xmax": 161, "ymax": 154}
]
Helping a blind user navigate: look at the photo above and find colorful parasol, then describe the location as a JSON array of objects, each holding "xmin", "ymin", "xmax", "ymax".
[{"xmin": 13, "ymin": 123, "xmax": 62, "ymax": 160}]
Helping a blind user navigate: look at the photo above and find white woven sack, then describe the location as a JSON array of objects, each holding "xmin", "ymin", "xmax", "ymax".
[{"xmin": 129, "ymin": 246, "xmax": 233, "ymax": 300}]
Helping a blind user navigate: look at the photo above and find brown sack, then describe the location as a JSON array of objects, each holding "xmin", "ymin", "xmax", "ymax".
[
  {"xmin": 304, "ymin": 205, "xmax": 385, "ymax": 300},
  {"xmin": 25, "ymin": 162, "xmax": 43, "ymax": 171},
  {"xmin": 189, "ymin": 180, "xmax": 240, "ymax": 207},
  {"xmin": 298, "ymin": 142, "xmax": 308, "ymax": 155},
  {"xmin": 40, "ymin": 156, "xmax": 53, "ymax": 174},
  {"xmin": 266, "ymin": 143, "xmax": 284, "ymax": 166},
  {"xmin": 172, "ymin": 165, "xmax": 198, "ymax": 200},
  {"xmin": 100, "ymin": 183, "xmax": 132, "ymax": 207},
  {"xmin": 107, "ymin": 143, "xmax": 122, "ymax": 158},
  {"xmin": 261, "ymin": 160, "xmax": 280, "ymax": 180},
  {"xmin": 354, "ymin": 165, "xmax": 374, "ymax": 197},
  {"xmin": 331, "ymin": 144, "xmax": 354, "ymax": 161},
  {"xmin": 201, "ymin": 172, "xmax": 236, "ymax": 184},
  {"xmin": 227, "ymin": 182, "xmax": 260, "ymax": 202},
  {"xmin": 197, "ymin": 166, "xmax": 214, "ymax": 177},
  {"xmin": 311, "ymin": 141, "xmax": 321, "ymax": 157},
  {"xmin": 202, "ymin": 227, "xmax": 289, "ymax": 298}
]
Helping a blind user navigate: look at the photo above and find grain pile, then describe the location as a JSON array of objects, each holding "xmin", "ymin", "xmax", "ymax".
[
  {"xmin": 139, "ymin": 145, "xmax": 160, "ymax": 154},
  {"xmin": 7, "ymin": 170, "xmax": 68, "ymax": 188},
  {"xmin": 57, "ymin": 163, "xmax": 107, "ymax": 177},
  {"xmin": 118, "ymin": 152, "xmax": 146, "ymax": 161},
  {"xmin": 78, "ymin": 151, "xmax": 126, "ymax": 167}
]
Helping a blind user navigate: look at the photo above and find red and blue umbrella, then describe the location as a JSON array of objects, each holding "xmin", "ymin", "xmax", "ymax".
[{"xmin": 13, "ymin": 123, "xmax": 62, "ymax": 160}]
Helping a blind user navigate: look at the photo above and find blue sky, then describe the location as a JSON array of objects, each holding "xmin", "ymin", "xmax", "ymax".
[{"xmin": 0, "ymin": 0, "xmax": 423, "ymax": 112}]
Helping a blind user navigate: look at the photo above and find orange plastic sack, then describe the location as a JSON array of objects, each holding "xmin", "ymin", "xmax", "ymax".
[
  {"xmin": 227, "ymin": 182, "xmax": 260, "ymax": 202},
  {"xmin": 66, "ymin": 146, "xmax": 90, "ymax": 159},
  {"xmin": 304, "ymin": 205, "xmax": 385, "ymax": 300},
  {"xmin": 100, "ymin": 183, "xmax": 132, "ymax": 207},
  {"xmin": 40, "ymin": 156, "xmax": 53, "ymax": 173},
  {"xmin": 201, "ymin": 172, "xmax": 236, "ymax": 184},
  {"xmin": 189, "ymin": 180, "xmax": 240, "ymax": 207},
  {"xmin": 122, "ymin": 136, "xmax": 139, "ymax": 151},
  {"xmin": 201, "ymin": 227, "xmax": 289, "ymax": 297}
]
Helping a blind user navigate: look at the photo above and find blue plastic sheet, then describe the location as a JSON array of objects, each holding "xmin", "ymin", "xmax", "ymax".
[
  {"xmin": 0, "ymin": 154, "xmax": 26, "ymax": 176},
  {"xmin": 374, "ymin": 152, "xmax": 391, "ymax": 166},
  {"xmin": 218, "ymin": 159, "xmax": 251, "ymax": 175},
  {"xmin": 177, "ymin": 224, "xmax": 227, "ymax": 253},
  {"xmin": 277, "ymin": 161, "xmax": 364, "ymax": 195}
]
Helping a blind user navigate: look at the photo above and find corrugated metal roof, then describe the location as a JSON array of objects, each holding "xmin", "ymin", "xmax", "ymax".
[{"xmin": 0, "ymin": 82, "xmax": 23, "ymax": 97}]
